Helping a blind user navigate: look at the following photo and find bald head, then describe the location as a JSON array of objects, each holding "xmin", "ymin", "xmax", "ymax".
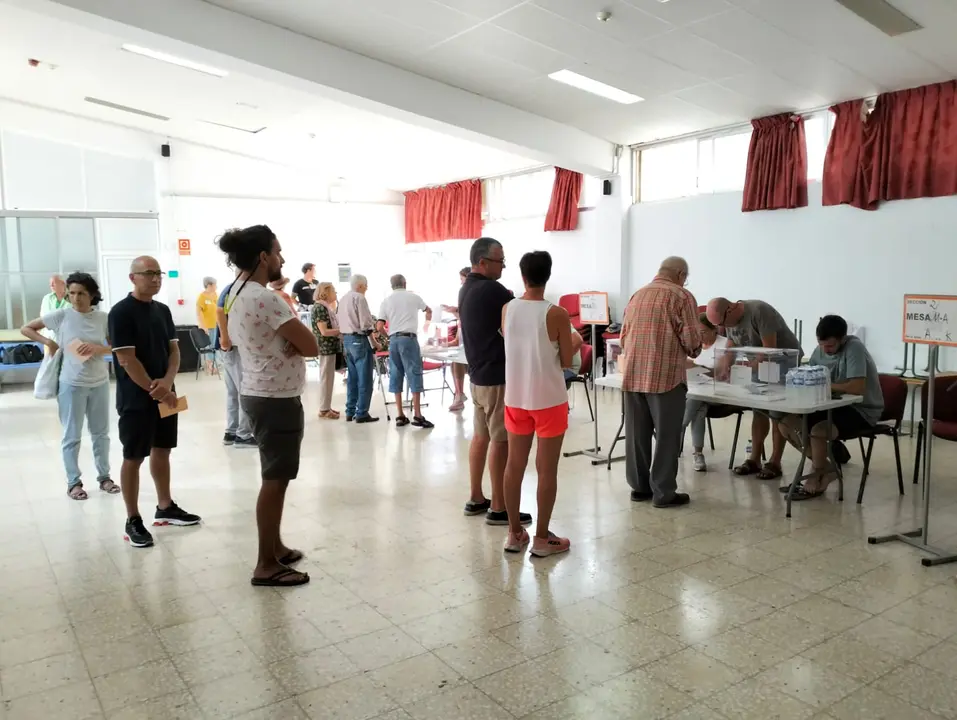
[
  {"xmin": 129, "ymin": 255, "xmax": 163, "ymax": 299},
  {"xmin": 657, "ymin": 256, "xmax": 689, "ymax": 286},
  {"xmin": 706, "ymin": 298, "xmax": 733, "ymax": 327}
]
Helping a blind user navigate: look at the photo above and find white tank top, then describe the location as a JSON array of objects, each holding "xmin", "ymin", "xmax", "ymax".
[{"xmin": 504, "ymin": 299, "xmax": 568, "ymax": 410}]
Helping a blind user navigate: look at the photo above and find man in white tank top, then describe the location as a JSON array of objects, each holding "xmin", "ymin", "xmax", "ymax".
[{"xmin": 500, "ymin": 251, "xmax": 575, "ymax": 557}]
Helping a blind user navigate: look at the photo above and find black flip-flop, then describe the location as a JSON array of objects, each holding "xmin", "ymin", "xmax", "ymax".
[
  {"xmin": 791, "ymin": 487, "xmax": 825, "ymax": 501},
  {"xmin": 278, "ymin": 549, "xmax": 304, "ymax": 565},
  {"xmin": 251, "ymin": 568, "xmax": 310, "ymax": 587},
  {"xmin": 395, "ymin": 416, "xmax": 410, "ymax": 427}
]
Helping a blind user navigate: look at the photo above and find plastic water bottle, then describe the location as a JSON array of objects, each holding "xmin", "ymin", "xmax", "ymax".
[{"xmin": 746, "ymin": 438, "xmax": 753, "ymax": 456}]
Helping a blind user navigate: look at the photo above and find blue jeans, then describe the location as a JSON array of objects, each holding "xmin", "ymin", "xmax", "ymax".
[
  {"xmin": 344, "ymin": 334, "xmax": 374, "ymax": 418},
  {"xmin": 388, "ymin": 336, "xmax": 424, "ymax": 394},
  {"xmin": 220, "ymin": 349, "xmax": 252, "ymax": 439},
  {"xmin": 57, "ymin": 382, "xmax": 111, "ymax": 488}
]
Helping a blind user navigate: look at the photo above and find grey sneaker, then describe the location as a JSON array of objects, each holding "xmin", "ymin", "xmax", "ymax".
[{"xmin": 693, "ymin": 453, "xmax": 707, "ymax": 472}]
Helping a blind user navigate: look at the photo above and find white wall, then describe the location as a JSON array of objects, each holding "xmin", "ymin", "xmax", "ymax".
[{"xmin": 628, "ymin": 181, "xmax": 957, "ymax": 371}]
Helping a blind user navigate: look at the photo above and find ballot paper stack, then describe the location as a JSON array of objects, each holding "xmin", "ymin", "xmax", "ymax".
[{"xmin": 786, "ymin": 366, "xmax": 831, "ymax": 404}]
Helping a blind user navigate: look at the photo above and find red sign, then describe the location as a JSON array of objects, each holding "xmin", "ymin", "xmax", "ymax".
[{"xmin": 178, "ymin": 238, "xmax": 191, "ymax": 256}]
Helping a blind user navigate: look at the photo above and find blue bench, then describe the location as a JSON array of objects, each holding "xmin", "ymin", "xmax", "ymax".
[{"xmin": 0, "ymin": 341, "xmax": 113, "ymax": 391}]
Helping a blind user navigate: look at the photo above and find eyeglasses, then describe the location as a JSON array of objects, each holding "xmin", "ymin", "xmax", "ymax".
[
  {"xmin": 133, "ymin": 271, "xmax": 166, "ymax": 278},
  {"xmin": 483, "ymin": 256, "xmax": 506, "ymax": 266}
]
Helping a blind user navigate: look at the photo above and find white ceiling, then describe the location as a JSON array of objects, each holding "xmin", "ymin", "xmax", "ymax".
[
  {"xmin": 0, "ymin": 3, "xmax": 542, "ymax": 190},
  {"xmin": 204, "ymin": 0, "xmax": 957, "ymax": 145}
]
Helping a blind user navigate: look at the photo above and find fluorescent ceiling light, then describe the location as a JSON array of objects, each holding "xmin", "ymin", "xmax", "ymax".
[
  {"xmin": 548, "ymin": 70, "xmax": 643, "ymax": 104},
  {"xmin": 121, "ymin": 44, "xmax": 228, "ymax": 78}
]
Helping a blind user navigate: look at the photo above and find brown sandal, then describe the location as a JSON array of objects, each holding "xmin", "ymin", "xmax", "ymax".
[
  {"xmin": 68, "ymin": 484, "xmax": 88, "ymax": 500},
  {"xmin": 756, "ymin": 463, "xmax": 783, "ymax": 480},
  {"xmin": 318, "ymin": 410, "xmax": 340, "ymax": 420},
  {"xmin": 99, "ymin": 478, "xmax": 121, "ymax": 494}
]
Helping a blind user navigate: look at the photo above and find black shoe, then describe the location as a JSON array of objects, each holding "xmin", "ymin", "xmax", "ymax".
[
  {"xmin": 222, "ymin": 433, "xmax": 236, "ymax": 446},
  {"xmin": 346, "ymin": 415, "xmax": 354, "ymax": 422},
  {"xmin": 653, "ymin": 493, "xmax": 691, "ymax": 509},
  {"xmin": 412, "ymin": 416, "xmax": 434, "ymax": 429},
  {"xmin": 395, "ymin": 416, "xmax": 410, "ymax": 427},
  {"xmin": 486, "ymin": 510, "xmax": 533, "ymax": 527},
  {"xmin": 232, "ymin": 436, "xmax": 257, "ymax": 448},
  {"xmin": 154, "ymin": 501, "xmax": 202, "ymax": 527},
  {"xmin": 464, "ymin": 498, "xmax": 491, "ymax": 516},
  {"xmin": 355, "ymin": 415, "xmax": 380, "ymax": 424},
  {"xmin": 630, "ymin": 491, "xmax": 654, "ymax": 502},
  {"xmin": 124, "ymin": 516, "xmax": 154, "ymax": 548}
]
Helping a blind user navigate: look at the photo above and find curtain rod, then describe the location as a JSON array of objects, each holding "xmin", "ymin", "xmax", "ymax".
[{"xmin": 628, "ymin": 96, "xmax": 877, "ymax": 150}]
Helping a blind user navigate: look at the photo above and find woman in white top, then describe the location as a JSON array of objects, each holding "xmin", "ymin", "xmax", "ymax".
[
  {"xmin": 500, "ymin": 251, "xmax": 574, "ymax": 558},
  {"xmin": 682, "ymin": 313, "xmax": 730, "ymax": 472},
  {"xmin": 21, "ymin": 273, "xmax": 117, "ymax": 500}
]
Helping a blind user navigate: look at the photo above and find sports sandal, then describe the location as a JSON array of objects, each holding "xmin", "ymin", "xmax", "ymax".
[
  {"xmin": 250, "ymin": 568, "xmax": 310, "ymax": 587},
  {"xmin": 68, "ymin": 484, "xmax": 88, "ymax": 500},
  {"xmin": 733, "ymin": 459, "xmax": 761, "ymax": 476},
  {"xmin": 756, "ymin": 463, "xmax": 783, "ymax": 480},
  {"xmin": 99, "ymin": 479, "xmax": 121, "ymax": 494}
]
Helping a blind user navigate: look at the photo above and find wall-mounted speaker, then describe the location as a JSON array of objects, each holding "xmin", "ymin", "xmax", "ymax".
[
  {"xmin": 602, "ymin": 179, "xmax": 612, "ymax": 195},
  {"xmin": 161, "ymin": 143, "xmax": 171, "ymax": 158}
]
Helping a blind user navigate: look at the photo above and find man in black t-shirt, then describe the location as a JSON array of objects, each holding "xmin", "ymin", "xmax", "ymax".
[
  {"xmin": 108, "ymin": 256, "xmax": 200, "ymax": 549},
  {"xmin": 291, "ymin": 263, "xmax": 318, "ymax": 307},
  {"xmin": 458, "ymin": 237, "xmax": 530, "ymax": 528}
]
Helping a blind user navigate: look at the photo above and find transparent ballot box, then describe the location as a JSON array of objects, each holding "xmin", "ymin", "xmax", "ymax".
[
  {"xmin": 712, "ymin": 346, "xmax": 800, "ymax": 399},
  {"xmin": 605, "ymin": 338, "xmax": 622, "ymax": 375},
  {"xmin": 424, "ymin": 322, "xmax": 450, "ymax": 350}
]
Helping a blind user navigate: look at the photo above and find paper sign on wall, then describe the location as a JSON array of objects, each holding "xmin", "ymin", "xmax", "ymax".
[
  {"xmin": 903, "ymin": 294, "xmax": 957, "ymax": 347},
  {"xmin": 337, "ymin": 264, "xmax": 351, "ymax": 282},
  {"xmin": 579, "ymin": 291, "xmax": 609, "ymax": 325}
]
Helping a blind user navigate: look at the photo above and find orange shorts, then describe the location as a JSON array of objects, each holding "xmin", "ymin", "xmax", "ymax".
[{"xmin": 505, "ymin": 403, "xmax": 569, "ymax": 438}]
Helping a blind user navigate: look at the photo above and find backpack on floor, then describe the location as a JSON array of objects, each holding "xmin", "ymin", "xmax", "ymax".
[{"xmin": 1, "ymin": 343, "xmax": 43, "ymax": 365}]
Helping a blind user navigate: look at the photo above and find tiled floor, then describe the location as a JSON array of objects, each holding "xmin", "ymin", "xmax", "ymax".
[{"xmin": 2, "ymin": 373, "xmax": 957, "ymax": 719}]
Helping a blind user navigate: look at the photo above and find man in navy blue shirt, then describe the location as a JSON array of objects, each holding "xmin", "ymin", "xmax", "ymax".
[{"xmin": 216, "ymin": 272, "xmax": 256, "ymax": 447}]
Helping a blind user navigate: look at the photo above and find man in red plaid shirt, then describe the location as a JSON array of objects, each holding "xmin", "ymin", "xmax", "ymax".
[{"xmin": 620, "ymin": 257, "xmax": 701, "ymax": 508}]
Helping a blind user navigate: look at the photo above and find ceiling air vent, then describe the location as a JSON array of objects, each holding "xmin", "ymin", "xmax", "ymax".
[
  {"xmin": 835, "ymin": 0, "xmax": 922, "ymax": 36},
  {"xmin": 84, "ymin": 97, "xmax": 169, "ymax": 121}
]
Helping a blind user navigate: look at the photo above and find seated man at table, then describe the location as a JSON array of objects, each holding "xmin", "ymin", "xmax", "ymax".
[
  {"xmin": 564, "ymin": 324, "xmax": 584, "ymax": 383},
  {"xmin": 707, "ymin": 297, "xmax": 803, "ymax": 481},
  {"xmin": 682, "ymin": 313, "xmax": 729, "ymax": 472},
  {"xmin": 779, "ymin": 314, "xmax": 883, "ymax": 500}
]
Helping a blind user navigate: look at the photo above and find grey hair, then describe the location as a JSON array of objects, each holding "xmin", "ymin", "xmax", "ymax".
[
  {"xmin": 390, "ymin": 274, "xmax": 406, "ymax": 290},
  {"xmin": 469, "ymin": 237, "xmax": 502, "ymax": 266},
  {"xmin": 349, "ymin": 274, "xmax": 368, "ymax": 291},
  {"xmin": 203, "ymin": 276, "xmax": 217, "ymax": 289}
]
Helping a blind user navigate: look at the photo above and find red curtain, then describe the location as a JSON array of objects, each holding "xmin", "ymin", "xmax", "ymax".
[
  {"xmin": 822, "ymin": 100, "xmax": 874, "ymax": 209},
  {"xmin": 864, "ymin": 80, "xmax": 957, "ymax": 204},
  {"xmin": 544, "ymin": 167, "xmax": 583, "ymax": 231},
  {"xmin": 403, "ymin": 179, "xmax": 483, "ymax": 244},
  {"xmin": 741, "ymin": 113, "xmax": 808, "ymax": 212}
]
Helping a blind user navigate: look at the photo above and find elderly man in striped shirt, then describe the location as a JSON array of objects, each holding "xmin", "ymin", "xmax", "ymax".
[{"xmin": 620, "ymin": 257, "xmax": 702, "ymax": 508}]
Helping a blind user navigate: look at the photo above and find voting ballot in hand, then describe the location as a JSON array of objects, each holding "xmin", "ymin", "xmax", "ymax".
[{"xmin": 158, "ymin": 395, "xmax": 188, "ymax": 418}]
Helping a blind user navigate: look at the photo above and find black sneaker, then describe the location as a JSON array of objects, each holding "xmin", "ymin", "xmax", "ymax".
[
  {"xmin": 124, "ymin": 516, "xmax": 154, "ymax": 548},
  {"xmin": 464, "ymin": 498, "xmax": 491, "ymax": 516},
  {"xmin": 486, "ymin": 510, "xmax": 533, "ymax": 526},
  {"xmin": 154, "ymin": 501, "xmax": 202, "ymax": 527},
  {"xmin": 653, "ymin": 493, "xmax": 691, "ymax": 509},
  {"xmin": 222, "ymin": 433, "xmax": 236, "ymax": 446},
  {"xmin": 412, "ymin": 416, "xmax": 434, "ymax": 429},
  {"xmin": 355, "ymin": 415, "xmax": 380, "ymax": 424},
  {"xmin": 233, "ymin": 436, "xmax": 257, "ymax": 448},
  {"xmin": 630, "ymin": 491, "xmax": 653, "ymax": 502}
]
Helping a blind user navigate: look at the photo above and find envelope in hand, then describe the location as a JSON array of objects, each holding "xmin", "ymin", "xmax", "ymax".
[{"xmin": 66, "ymin": 339, "xmax": 95, "ymax": 362}]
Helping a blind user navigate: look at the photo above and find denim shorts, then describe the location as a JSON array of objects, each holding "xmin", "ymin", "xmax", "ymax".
[{"xmin": 388, "ymin": 335, "xmax": 423, "ymax": 393}]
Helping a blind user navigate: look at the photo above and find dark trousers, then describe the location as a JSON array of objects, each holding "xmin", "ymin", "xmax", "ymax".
[{"xmin": 624, "ymin": 384, "xmax": 687, "ymax": 502}]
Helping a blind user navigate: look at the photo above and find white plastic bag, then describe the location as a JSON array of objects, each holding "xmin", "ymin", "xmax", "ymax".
[{"xmin": 33, "ymin": 348, "xmax": 62, "ymax": 400}]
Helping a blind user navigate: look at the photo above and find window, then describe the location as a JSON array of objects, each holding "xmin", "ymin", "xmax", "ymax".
[
  {"xmin": 638, "ymin": 140, "xmax": 699, "ymax": 202},
  {"xmin": 636, "ymin": 110, "xmax": 835, "ymax": 203},
  {"xmin": 484, "ymin": 168, "xmax": 600, "ymax": 222},
  {"xmin": 0, "ymin": 216, "xmax": 99, "ymax": 330}
]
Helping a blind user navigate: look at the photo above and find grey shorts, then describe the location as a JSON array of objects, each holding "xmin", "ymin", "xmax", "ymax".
[{"xmin": 241, "ymin": 395, "xmax": 304, "ymax": 481}]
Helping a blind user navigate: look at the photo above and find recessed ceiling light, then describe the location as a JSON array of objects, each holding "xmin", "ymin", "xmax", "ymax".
[
  {"xmin": 548, "ymin": 70, "xmax": 643, "ymax": 104},
  {"xmin": 121, "ymin": 44, "xmax": 228, "ymax": 78}
]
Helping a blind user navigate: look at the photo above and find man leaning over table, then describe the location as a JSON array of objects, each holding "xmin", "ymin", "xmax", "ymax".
[
  {"xmin": 778, "ymin": 314, "xmax": 883, "ymax": 501},
  {"xmin": 707, "ymin": 297, "xmax": 803, "ymax": 482},
  {"xmin": 620, "ymin": 256, "xmax": 701, "ymax": 508}
]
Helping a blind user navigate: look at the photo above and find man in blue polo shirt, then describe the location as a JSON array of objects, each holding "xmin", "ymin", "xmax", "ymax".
[{"xmin": 216, "ymin": 272, "xmax": 256, "ymax": 448}]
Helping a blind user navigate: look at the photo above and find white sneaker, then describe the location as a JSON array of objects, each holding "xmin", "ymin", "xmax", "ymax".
[
  {"xmin": 449, "ymin": 394, "xmax": 466, "ymax": 412},
  {"xmin": 693, "ymin": 453, "xmax": 707, "ymax": 472}
]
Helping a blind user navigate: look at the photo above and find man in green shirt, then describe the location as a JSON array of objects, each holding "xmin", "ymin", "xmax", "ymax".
[{"xmin": 39, "ymin": 274, "xmax": 71, "ymax": 344}]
